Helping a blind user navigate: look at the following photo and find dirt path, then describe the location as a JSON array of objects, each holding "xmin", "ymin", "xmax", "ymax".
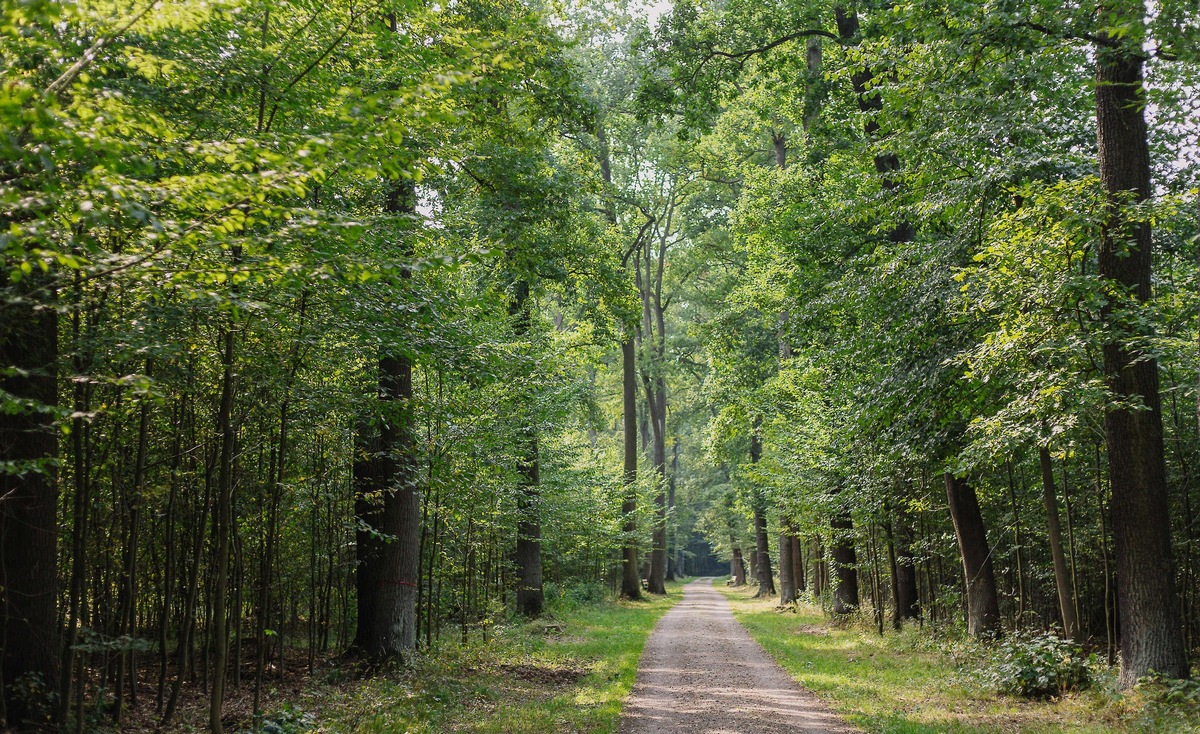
[{"xmin": 619, "ymin": 578, "xmax": 858, "ymax": 734}]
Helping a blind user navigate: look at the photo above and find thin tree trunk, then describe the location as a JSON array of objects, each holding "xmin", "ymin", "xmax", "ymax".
[
  {"xmin": 620, "ymin": 338, "xmax": 641, "ymax": 598},
  {"xmin": 1039, "ymin": 446, "xmax": 1079, "ymax": 639},
  {"xmin": 1007, "ymin": 461, "xmax": 1027, "ymax": 625},
  {"xmin": 61, "ymin": 279, "xmax": 91, "ymax": 723},
  {"xmin": 666, "ymin": 442, "xmax": 678, "ymax": 582},
  {"xmin": 210, "ymin": 318, "xmax": 237, "ymax": 734}
]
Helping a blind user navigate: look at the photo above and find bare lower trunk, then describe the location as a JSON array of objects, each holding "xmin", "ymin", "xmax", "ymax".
[
  {"xmin": 620, "ymin": 337, "xmax": 641, "ymax": 599},
  {"xmin": 791, "ymin": 535, "xmax": 805, "ymax": 593},
  {"xmin": 830, "ymin": 510, "xmax": 858, "ymax": 616},
  {"xmin": 1094, "ymin": 7, "xmax": 1188, "ymax": 684},
  {"xmin": 210, "ymin": 322, "xmax": 236, "ymax": 734},
  {"xmin": 891, "ymin": 508, "xmax": 920, "ymax": 626},
  {"xmin": 353, "ymin": 181, "xmax": 421, "ymax": 652},
  {"xmin": 731, "ymin": 543, "xmax": 746, "ymax": 586},
  {"xmin": 511, "ymin": 280, "xmax": 544, "ymax": 615},
  {"xmin": 944, "ymin": 472, "xmax": 1000, "ymax": 637},
  {"xmin": 645, "ymin": 381, "xmax": 667, "ymax": 595},
  {"xmin": 778, "ymin": 520, "xmax": 796, "ymax": 604},
  {"xmin": 515, "ymin": 441, "xmax": 544, "ymax": 615},
  {"xmin": 750, "ymin": 433, "xmax": 774, "ymax": 597},
  {"xmin": 1039, "ymin": 446, "xmax": 1079, "ymax": 639}
]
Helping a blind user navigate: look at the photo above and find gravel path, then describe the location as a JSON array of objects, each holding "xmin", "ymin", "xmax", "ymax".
[{"xmin": 619, "ymin": 578, "xmax": 858, "ymax": 734}]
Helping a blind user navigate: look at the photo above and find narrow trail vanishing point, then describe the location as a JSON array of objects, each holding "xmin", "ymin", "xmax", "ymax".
[{"xmin": 619, "ymin": 578, "xmax": 859, "ymax": 734}]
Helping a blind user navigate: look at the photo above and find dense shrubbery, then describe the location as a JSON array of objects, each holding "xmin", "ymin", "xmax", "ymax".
[
  {"xmin": 240, "ymin": 705, "xmax": 317, "ymax": 734},
  {"xmin": 985, "ymin": 631, "xmax": 1090, "ymax": 698},
  {"xmin": 545, "ymin": 580, "xmax": 610, "ymax": 611}
]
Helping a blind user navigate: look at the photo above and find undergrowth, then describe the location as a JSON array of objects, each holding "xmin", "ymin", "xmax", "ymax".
[
  {"xmin": 718, "ymin": 581, "xmax": 1200, "ymax": 734},
  {"xmin": 289, "ymin": 580, "xmax": 683, "ymax": 733}
]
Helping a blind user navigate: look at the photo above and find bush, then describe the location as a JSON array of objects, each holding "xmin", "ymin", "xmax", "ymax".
[
  {"xmin": 545, "ymin": 580, "xmax": 608, "ymax": 611},
  {"xmin": 1137, "ymin": 673, "xmax": 1200, "ymax": 707},
  {"xmin": 985, "ymin": 630, "xmax": 1090, "ymax": 698},
  {"xmin": 8, "ymin": 673, "xmax": 58, "ymax": 730},
  {"xmin": 239, "ymin": 705, "xmax": 316, "ymax": 734}
]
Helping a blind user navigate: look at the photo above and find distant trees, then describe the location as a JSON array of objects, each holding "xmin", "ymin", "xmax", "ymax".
[{"xmin": 643, "ymin": 0, "xmax": 1199, "ymax": 686}]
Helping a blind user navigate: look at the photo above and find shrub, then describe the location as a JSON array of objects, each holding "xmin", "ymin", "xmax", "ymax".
[
  {"xmin": 239, "ymin": 705, "xmax": 317, "ymax": 734},
  {"xmin": 985, "ymin": 630, "xmax": 1090, "ymax": 698},
  {"xmin": 546, "ymin": 580, "xmax": 608, "ymax": 611}
]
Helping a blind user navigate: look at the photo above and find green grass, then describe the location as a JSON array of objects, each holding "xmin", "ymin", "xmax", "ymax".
[
  {"xmin": 717, "ymin": 582, "xmax": 1200, "ymax": 734},
  {"xmin": 315, "ymin": 581, "xmax": 682, "ymax": 733}
]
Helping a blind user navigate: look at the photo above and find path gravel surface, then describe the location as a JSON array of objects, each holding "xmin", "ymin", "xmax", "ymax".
[{"xmin": 619, "ymin": 578, "xmax": 858, "ymax": 734}]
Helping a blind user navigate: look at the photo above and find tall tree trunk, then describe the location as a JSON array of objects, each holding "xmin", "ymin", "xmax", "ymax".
[
  {"xmin": 514, "ymin": 435, "xmax": 543, "ymax": 615},
  {"xmin": 353, "ymin": 181, "xmax": 422, "ymax": 652},
  {"xmin": 510, "ymin": 279, "xmax": 545, "ymax": 615},
  {"xmin": 61, "ymin": 280, "xmax": 91, "ymax": 724},
  {"xmin": 1039, "ymin": 446, "xmax": 1079, "ymax": 639},
  {"xmin": 210, "ymin": 318, "xmax": 237, "ymax": 734},
  {"xmin": 0, "ymin": 276, "xmax": 60, "ymax": 728},
  {"xmin": 620, "ymin": 337, "xmax": 641, "ymax": 599},
  {"xmin": 601, "ymin": 121, "xmax": 642, "ymax": 601},
  {"xmin": 666, "ymin": 441, "xmax": 678, "ymax": 581},
  {"xmin": 1093, "ymin": 2, "xmax": 1188, "ymax": 684},
  {"xmin": 645, "ymin": 397, "xmax": 667, "ymax": 594},
  {"xmin": 944, "ymin": 472, "xmax": 1001, "ymax": 637},
  {"xmin": 115, "ymin": 394, "xmax": 150, "ymax": 724},
  {"xmin": 750, "ymin": 432, "xmax": 775, "ymax": 597},
  {"xmin": 637, "ymin": 205, "xmax": 671, "ymax": 596}
]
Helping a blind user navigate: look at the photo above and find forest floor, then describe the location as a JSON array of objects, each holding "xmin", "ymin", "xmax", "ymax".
[
  {"xmin": 117, "ymin": 582, "xmax": 681, "ymax": 733},
  {"xmin": 318, "ymin": 581, "xmax": 679, "ymax": 733},
  {"xmin": 620, "ymin": 577, "xmax": 858, "ymax": 733},
  {"xmin": 719, "ymin": 583, "xmax": 1200, "ymax": 734}
]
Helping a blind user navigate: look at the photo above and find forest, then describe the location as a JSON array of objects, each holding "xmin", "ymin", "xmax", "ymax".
[{"xmin": 2, "ymin": 0, "xmax": 1200, "ymax": 731}]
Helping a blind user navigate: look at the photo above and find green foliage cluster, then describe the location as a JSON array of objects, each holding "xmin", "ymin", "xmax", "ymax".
[{"xmin": 985, "ymin": 631, "xmax": 1091, "ymax": 699}]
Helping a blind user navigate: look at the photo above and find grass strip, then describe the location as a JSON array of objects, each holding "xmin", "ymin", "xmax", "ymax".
[
  {"xmin": 316, "ymin": 581, "xmax": 682, "ymax": 733},
  {"xmin": 717, "ymin": 582, "xmax": 1200, "ymax": 734}
]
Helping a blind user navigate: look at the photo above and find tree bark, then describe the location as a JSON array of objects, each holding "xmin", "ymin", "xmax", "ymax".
[
  {"xmin": 511, "ymin": 279, "xmax": 545, "ymax": 615},
  {"xmin": 620, "ymin": 337, "xmax": 641, "ymax": 599},
  {"xmin": 353, "ymin": 181, "xmax": 422, "ymax": 652},
  {"xmin": 1093, "ymin": 3, "xmax": 1188, "ymax": 684},
  {"xmin": 791, "ymin": 535, "xmax": 805, "ymax": 593},
  {"xmin": 891, "ymin": 503, "xmax": 921, "ymax": 627},
  {"xmin": 750, "ymin": 432, "xmax": 775, "ymax": 597},
  {"xmin": 210, "ymin": 318, "xmax": 237, "ymax": 734},
  {"xmin": 778, "ymin": 520, "xmax": 796, "ymax": 604},
  {"xmin": 943, "ymin": 472, "xmax": 1000, "ymax": 637},
  {"xmin": 1039, "ymin": 446, "xmax": 1079, "ymax": 639},
  {"xmin": 731, "ymin": 543, "xmax": 747, "ymax": 586},
  {"xmin": 666, "ymin": 441, "xmax": 679, "ymax": 581},
  {"xmin": 830, "ymin": 507, "xmax": 858, "ymax": 616},
  {"xmin": 0, "ymin": 276, "xmax": 60, "ymax": 728}
]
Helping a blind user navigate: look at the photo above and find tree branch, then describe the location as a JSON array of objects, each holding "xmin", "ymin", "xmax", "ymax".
[{"xmin": 45, "ymin": 1, "xmax": 161, "ymax": 96}]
